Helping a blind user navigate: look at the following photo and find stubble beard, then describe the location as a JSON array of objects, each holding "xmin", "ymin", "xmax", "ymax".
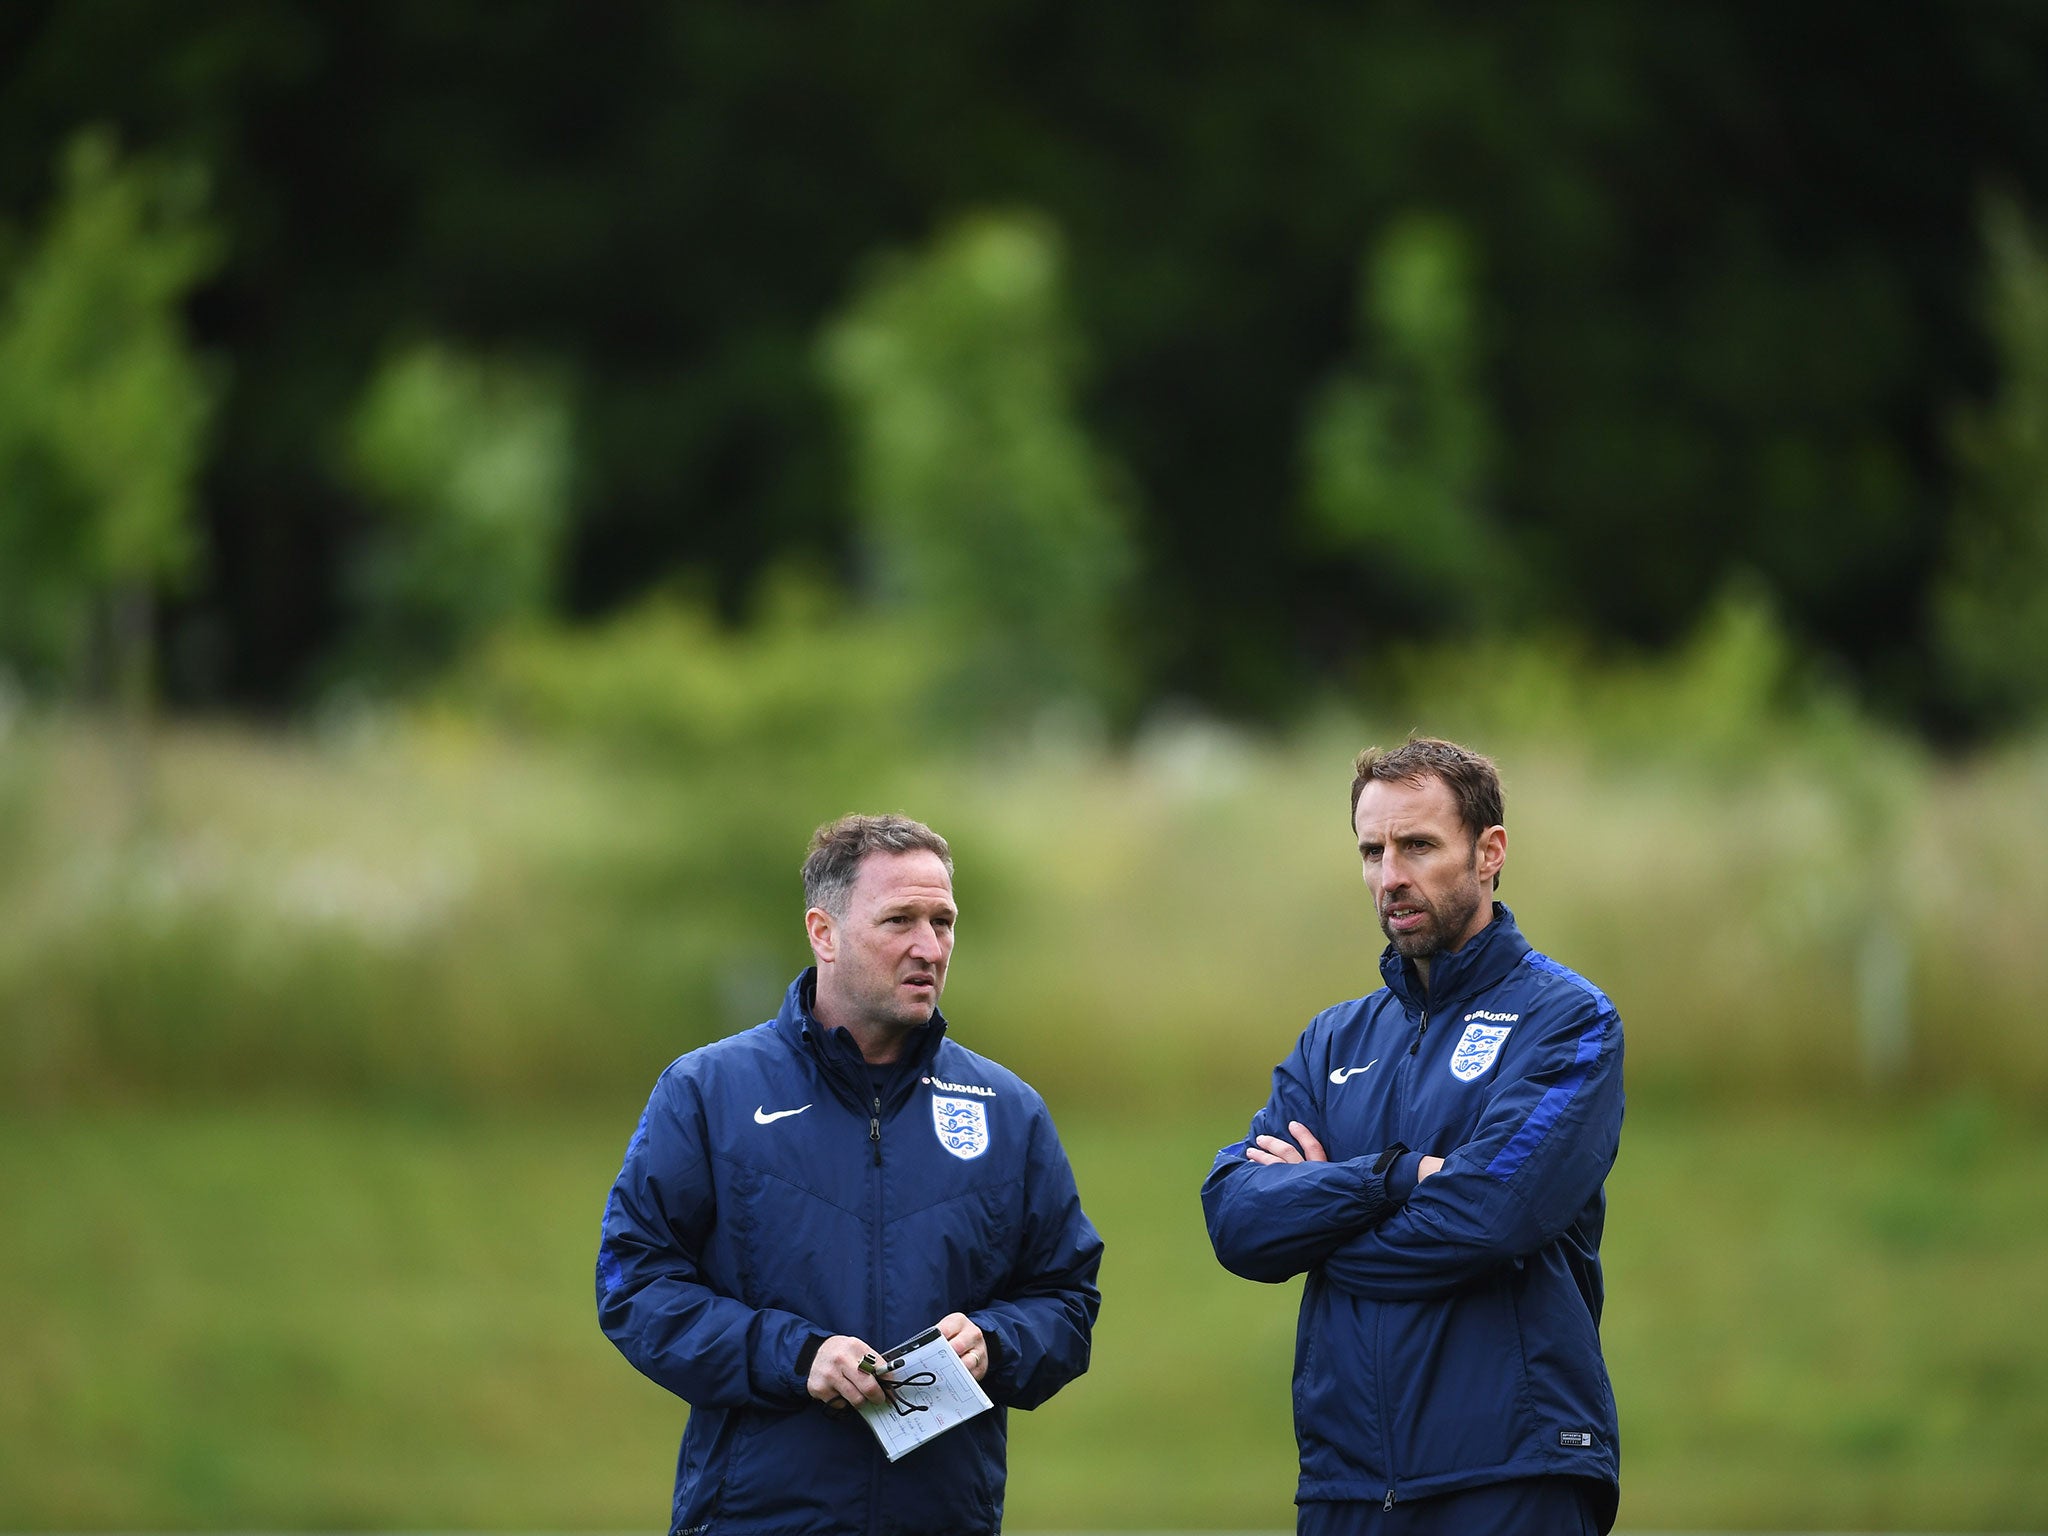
[
  {"xmin": 1380, "ymin": 873, "xmax": 1487, "ymax": 962},
  {"xmin": 870, "ymin": 970, "xmax": 943, "ymax": 1032},
  {"xmin": 824, "ymin": 954, "xmax": 941, "ymax": 1053},
  {"xmin": 839, "ymin": 985, "xmax": 939, "ymax": 1065},
  {"xmin": 876, "ymin": 999, "xmax": 937, "ymax": 1033}
]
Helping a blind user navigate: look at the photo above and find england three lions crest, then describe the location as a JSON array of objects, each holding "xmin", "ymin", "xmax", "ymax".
[
  {"xmin": 932, "ymin": 1094, "xmax": 990, "ymax": 1160},
  {"xmin": 1449, "ymin": 1022, "xmax": 1513, "ymax": 1082}
]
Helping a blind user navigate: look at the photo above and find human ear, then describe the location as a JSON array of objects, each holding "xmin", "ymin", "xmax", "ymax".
[
  {"xmin": 805, "ymin": 906, "xmax": 837, "ymax": 964},
  {"xmin": 1476, "ymin": 825, "xmax": 1507, "ymax": 887}
]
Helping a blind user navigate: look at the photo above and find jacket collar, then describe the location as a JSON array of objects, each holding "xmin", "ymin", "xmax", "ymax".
[
  {"xmin": 1379, "ymin": 902, "xmax": 1531, "ymax": 1017},
  {"xmin": 774, "ymin": 967, "xmax": 949, "ymax": 1102}
]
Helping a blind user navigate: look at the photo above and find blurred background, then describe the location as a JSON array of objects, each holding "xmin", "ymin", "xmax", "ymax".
[{"xmin": 2, "ymin": 3, "xmax": 2046, "ymax": 1529}]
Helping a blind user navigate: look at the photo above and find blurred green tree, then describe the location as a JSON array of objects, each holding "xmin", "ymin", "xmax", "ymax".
[
  {"xmin": 1938, "ymin": 195, "xmax": 2048, "ymax": 731},
  {"xmin": 819, "ymin": 211, "xmax": 1135, "ymax": 724},
  {"xmin": 1304, "ymin": 214, "xmax": 1515, "ymax": 609},
  {"xmin": 0, "ymin": 128, "xmax": 220, "ymax": 707},
  {"xmin": 340, "ymin": 343, "xmax": 573, "ymax": 686},
  {"xmin": 5, "ymin": 6, "xmax": 2044, "ymax": 727}
]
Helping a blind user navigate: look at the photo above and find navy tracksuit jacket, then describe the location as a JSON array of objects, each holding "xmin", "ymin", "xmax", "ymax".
[
  {"xmin": 1203, "ymin": 906, "xmax": 1624, "ymax": 1530},
  {"xmin": 599, "ymin": 970, "xmax": 1102, "ymax": 1535}
]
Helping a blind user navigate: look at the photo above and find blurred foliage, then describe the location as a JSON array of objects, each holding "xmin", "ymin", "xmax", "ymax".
[
  {"xmin": 1939, "ymin": 194, "xmax": 2048, "ymax": 732},
  {"xmin": 456, "ymin": 569, "xmax": 929, "ymax": 762},
  {"xmin": 820, "ymin": 211, "xmax": 1135, "ymax": 721},
  {"xmin": 5, "ymin": 628, "xmax": 2045, "ymax": 1112},
  {"xmin": 5, "ymin": 5, "xmax": 2046, "ymax": 728},
  {"xmin": 0, "ymin": 127, "xmax": 219, "ymax": 701},
  {"xmin": 339, "ymin": 342, "xmax": 573, "ymax": 686},
  {"xmin": 1366, "ymin": 579, "xmax": 1846, "ymax": 761},
  {"xmin": 1304, "ymin": 213, "xmax": 1512, "ymax": 608}
]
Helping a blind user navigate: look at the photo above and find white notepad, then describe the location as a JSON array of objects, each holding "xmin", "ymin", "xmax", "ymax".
[{"xmin": 856, "ymin": 1324, "xmax": 995, "ymax": 1462}]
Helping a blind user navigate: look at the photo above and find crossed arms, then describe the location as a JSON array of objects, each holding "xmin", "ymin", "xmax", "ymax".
[{"xmin": 1202, "ymin": 997, "xmax": 1621, "ymax": 1302}]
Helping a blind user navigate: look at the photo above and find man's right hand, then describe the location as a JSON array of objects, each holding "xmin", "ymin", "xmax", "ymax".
[
  {"xmin": 1246, "ymin": 1120, "xmax": 1329, "ymax": 1164},
  {"xmin": 1419, "ymin": 1155, "xmax": 1446, "ymax": 1180},
  {"xmin": 808, "ymin": 1334, "xmax": 890, "ymax": 1409}
]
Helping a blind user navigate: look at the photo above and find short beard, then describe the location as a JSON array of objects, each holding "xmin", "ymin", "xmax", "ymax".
[{"xmin": 1380, "ymin": 850, "xmax": 1487, "ymax": 960}]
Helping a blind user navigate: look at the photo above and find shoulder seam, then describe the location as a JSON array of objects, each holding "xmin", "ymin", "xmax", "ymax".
[{"xmin": 1519, "ymin": 950, "xmax": 1617, "ymax": 1018}]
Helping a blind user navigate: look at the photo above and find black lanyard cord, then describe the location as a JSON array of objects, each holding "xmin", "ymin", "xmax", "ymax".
[{"xmin": 873, "ymin": 1369, "xmax": 939, "ymax": 1416}]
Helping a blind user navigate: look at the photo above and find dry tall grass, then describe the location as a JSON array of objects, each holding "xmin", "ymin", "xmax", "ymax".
[{"xmin": 3, "ymin": 708, "xmax": 2042, "ymax": 1110}]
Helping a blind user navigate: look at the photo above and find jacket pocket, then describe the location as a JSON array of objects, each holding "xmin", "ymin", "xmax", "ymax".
[
  {"xmin": 879, "ymin": 1408, "xmax": 1007, "ymax": 1533},
  {"xmin": 1293, "ymin": 1279, "xmax": 1383, "ymax": 1481},
  {"xmin": 714, "ymin": 1405, "xmax": 859, "ymax": 1529},
  {"xmin": 1387, "ymin": 1271, "xmax": 1530, "ymax": 1477},
  {"xmin": 669, "ymin": 1405, "xmax": 746, "ymax": 1534}
]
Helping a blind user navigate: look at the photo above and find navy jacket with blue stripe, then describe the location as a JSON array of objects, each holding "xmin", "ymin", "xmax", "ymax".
[
  {"xmin": 1202, "ymin": 905, "xmax": 1624, "ymax": 1528},
  {"xmin": 599, "ymin": 971, "xmax": 1103, "ymax": 1536}
]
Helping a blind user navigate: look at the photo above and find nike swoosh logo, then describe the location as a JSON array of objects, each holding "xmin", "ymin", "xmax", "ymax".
[
  {"xmin": 753, "ymin": 1104, "xmax": 812, "ymax": 1124},
  {"xmin": 1329, "ymin": 1060, "xmax": 1378, "ymax": 1084}
]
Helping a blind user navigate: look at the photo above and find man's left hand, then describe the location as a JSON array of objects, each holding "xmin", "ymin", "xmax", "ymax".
[
  {"xmin": 1246, "ymin": 1120, "xmax": 1328, "ymax": 1164},
  {"xmin": 938, "ymin": 1311, "xmax": 988, "ymax": 1381}
]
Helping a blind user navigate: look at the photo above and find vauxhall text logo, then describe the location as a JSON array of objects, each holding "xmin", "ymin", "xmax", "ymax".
[
  {"xmin": 923, "ymin": 1075, "xmax": 996, "ymax": 1098},
  {"xmin": 1463, "ymin": 1009, "xmax": 1519, "ymax": 1024}
]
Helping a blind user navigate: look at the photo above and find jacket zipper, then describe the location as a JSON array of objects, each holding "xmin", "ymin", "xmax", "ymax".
[
  {"xmin": 1374, "ymin": 1297, "xmax": 1395, "ymax": 1512},
  {"xmin": 867, "ymin": 1089, "xmax": 887, "ymax": 1536},
  {"xmin": 1381, "ymin": 998, "xmax": 1427, "ymax": 1509},
  {"xmin": 807, "ymin": 1032, "xmax": 893, "ymax": 1536}
]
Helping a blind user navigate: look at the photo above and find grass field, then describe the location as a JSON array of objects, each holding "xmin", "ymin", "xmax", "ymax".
[{"xmin": 4, "ymin": 1096, "xmax": 2045, "ymax": 1530}]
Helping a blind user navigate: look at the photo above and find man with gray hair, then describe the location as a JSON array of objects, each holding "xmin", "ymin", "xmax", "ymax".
[{"xmin": 599, "ymin": 813, "xmax": 1103, "ymax": 1535}]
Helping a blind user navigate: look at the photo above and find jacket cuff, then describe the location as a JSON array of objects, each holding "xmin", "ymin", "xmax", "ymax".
[
  {"xmin": 1383, "ymin": 1151, "xmax": 1425, "ymax": 1203},
  {"xmin": 982, "ymin": 1328, "xmax": 1005, "ymax": 1390},
  {"xmin": 970, "ymin": 1316, "xmax": 1008, "ymax": 1401},
  {"xmin": 793, "ymin": 1332, "xmax": 829, "ymax": 1387}
]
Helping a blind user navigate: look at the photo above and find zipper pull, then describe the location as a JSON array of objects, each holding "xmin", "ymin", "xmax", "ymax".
[
  {"xmin": 1383, "ymin": 1488, "xmax": 1396, "ymax": 1512},
  {"xmin": 1410, "ymin": 1008, "xmax": 1429, "ymax": 1056},
  {"xmin": 870, "ymin": 1096, "xmax": 882, "ymax": 1165}
]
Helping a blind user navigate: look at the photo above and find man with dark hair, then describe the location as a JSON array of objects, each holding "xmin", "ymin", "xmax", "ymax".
[
  {"xmin": 1204, "ymin": 736, "xmax": 1624, "ymax": 1534},
  {"xmin": 599, "ymin": 813, "xmax": 1102, "ymax": 1535}
]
